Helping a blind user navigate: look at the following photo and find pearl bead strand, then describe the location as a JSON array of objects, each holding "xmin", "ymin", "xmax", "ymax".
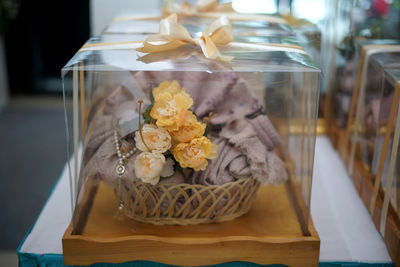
[
  {"xmin": 114, "ymin": 130, "xmax": 136, "ymax": 176},
  {"xmin": 114, "ymin": 129, "xmax": 137, "ymax": 213}
]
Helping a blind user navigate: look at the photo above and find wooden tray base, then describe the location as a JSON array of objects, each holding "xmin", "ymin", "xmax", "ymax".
[
  {"xmin": 352, "ymin": 159, "xmax": 400, "ymax": 266},
  {"xmin": 63, "ymin": 181, "xmax": 320, "ymax": 266},
  {"xmin": 326, "ymin": 123, "xmax": 350, "ymax": 167}
]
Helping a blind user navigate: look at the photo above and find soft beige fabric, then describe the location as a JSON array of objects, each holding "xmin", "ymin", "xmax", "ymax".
[{"xmin": 81, "ymin": 71, "xmax": 288, "ymax": 189}]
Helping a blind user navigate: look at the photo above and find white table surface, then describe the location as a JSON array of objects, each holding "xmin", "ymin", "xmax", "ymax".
[{"xmin": 19, "ymin": 136, "xmax": 392, "ymax": 263}]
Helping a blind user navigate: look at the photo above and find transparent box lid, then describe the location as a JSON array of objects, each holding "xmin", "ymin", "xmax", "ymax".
[
  {"xmin": 102, "ymin": 11, "xmax": 324, "ymax": 85},
  {"xmin": 64, "ymin": 34, "xmax": 317, "ymax": 73},
  {"xmin": 104, "ymin": 13, "xmax": 293, "ymax": 37}
]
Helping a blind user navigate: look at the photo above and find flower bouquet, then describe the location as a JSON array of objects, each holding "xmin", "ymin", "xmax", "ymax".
[{"xmin": 133, "ymin": 80, "xmax": 217, "ymax": 185}]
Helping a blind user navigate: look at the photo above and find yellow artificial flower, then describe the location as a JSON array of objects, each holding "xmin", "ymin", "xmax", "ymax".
[
  {"xmin": 150, "ymin": 91, "xmax": 193, "ymax": 131},
  {"xmin": 169, "ymin": 111, "xmax": 206, "ymax": 143},
  {"xmin": 152, "ymin": 80, "xmax": 181, "ymax": 101},
  {"xmin": 172, "ymin": 136, "xmax": 218, "ymax": 171}
]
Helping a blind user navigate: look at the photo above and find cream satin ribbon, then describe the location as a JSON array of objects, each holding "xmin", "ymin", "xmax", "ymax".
[
  {"xmin": 92, "ymin": 14, "xmax": 306, "ymax": 61},
  {"xmin": 162, "ymin": 0, "xmax": 234, "ymax": 16},
  {"xmin": 111, "ymin": 12, "xmax": 288, "ymax": 24},
  {"xmin": 80, "ymin": 14, "xmax": 307, "ymax": 60},
  {"xmin": 162, "ymin": 0, "xmax": 288, "ymax": 24},
  {"xmin": 111, "ymin": 0, "xmax": 287, "ymax": 24},
  {"xmin": 78, "ymin": 41, "xmax": 307, "ymax": 55},
  {"xmin": 79, "ymin": 40, "xmax": 307, "ymax": 55},
  {"xmin": 136, "ymin": 13, "xmax": 234, "ymax": 61}
]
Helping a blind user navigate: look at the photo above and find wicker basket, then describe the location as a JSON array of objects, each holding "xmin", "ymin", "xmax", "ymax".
[{"xmin": 120, "ymin": 178, "xmax": 260, "ymax": 225}]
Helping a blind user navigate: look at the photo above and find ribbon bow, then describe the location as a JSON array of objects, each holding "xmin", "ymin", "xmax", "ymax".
[
  {"xmin": 163, "ymin": 0, "xmax": 234, "ymax": 16},
  {"xmin": 136, "ymin": 13, "xmax": 234, "ymax": 61}
]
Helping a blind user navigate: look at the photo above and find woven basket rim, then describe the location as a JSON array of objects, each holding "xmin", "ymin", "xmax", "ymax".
[
  {"xmin": 121, "ymin": 177, "xmax": 260, "ymax": 226},
  {"xmin": 136, "ymin": 176, "xmax": 255, "ymax": 188}
]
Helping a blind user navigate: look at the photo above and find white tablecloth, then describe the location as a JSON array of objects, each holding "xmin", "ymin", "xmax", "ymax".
[{"xmin": 19, "ymin": 136, "xmax": 392, "ymax": 263}]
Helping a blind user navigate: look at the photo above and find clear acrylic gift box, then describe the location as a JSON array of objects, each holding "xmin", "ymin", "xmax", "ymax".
[
  {"xmin": 61, "ymin": 31, "xmax": 321, "ymax": 265},
  {"xmin": 334, "ymin": 38, "xmax": 400, "ymax": 263},
  {"xmin": 344, "ymin": 67, "xmax": 400, "ymax": 264},
  {"xmin": 324, "ymin": 0, "xmax": 400, "ymax": 148},
  {"xmin": 345, "ymin": 42, "xmax": 400, "ymax": 176}
]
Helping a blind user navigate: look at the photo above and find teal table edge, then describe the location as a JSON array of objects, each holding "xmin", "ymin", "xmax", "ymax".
[
  {"xmin": 16, "ymin": 252, "xmax": 395, "ymax": 267},
  {"xmin": 16, "ymin": 168, "xmax": 395, "ymax": 267}
]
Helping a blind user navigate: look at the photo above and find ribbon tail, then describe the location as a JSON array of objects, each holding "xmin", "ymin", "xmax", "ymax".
[
  {"xmin": 204, "ymin": 16, "xmax": 233, "ymax": 46},
  {"xmin": 138, "ymin": 47, "xmax": 195, "ymax": 63},
  {"xmin": 197, "ymin": 36, "xmax": 233, "ymax": 62},
  {"xmin": 209, "ymin": 26, "xmax": 233, "ymax": 45},
  {"xmin": 136, "ymin": 39, "xmax": 188, "ymax": 53}
]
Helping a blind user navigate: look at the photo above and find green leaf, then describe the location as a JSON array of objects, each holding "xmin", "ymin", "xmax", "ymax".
[
  {"xmin": 143, "ymin": 103, "xmax": 153, "ymax": 124},
  {"xmin": 142, "ymin": 85, "xmax": 156, "ymax": 124},
  {"xmin": 149, "ymin": 88, "xmax": 155, "ymax": 103},
  {"xmin": 204, "ymin": 124, "xmax": 213, "ymax": 136}
]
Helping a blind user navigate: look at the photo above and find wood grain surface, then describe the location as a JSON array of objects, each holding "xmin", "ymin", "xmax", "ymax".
[{"xmin": 63, "ymin": 181, "xmax": 320, "ymax": 266}]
